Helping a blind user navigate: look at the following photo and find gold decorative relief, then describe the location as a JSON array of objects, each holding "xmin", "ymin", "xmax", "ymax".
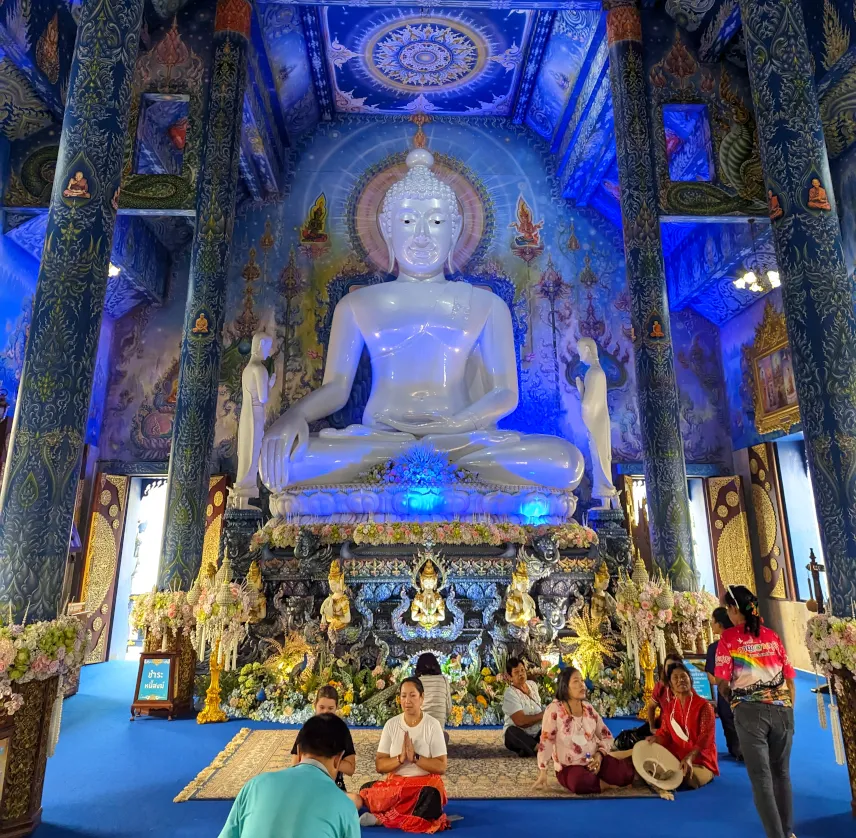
[
  {"xmin": 81, "ymin": 475, "xmax": 127, "ymax": 664},
  {"xmin": 201, "ymin": 476, "xmax": 227, "ymax": 575},
  {"xmin": 751, "ymin": 483, "xmax": 777, "ymax": 557},
  {"xmin": 708, "ymin": 477, "xmax": 756, "ymax": 593},
  {"xmin": 747, "ymin": 302, "xmax": 800, "ymax": 436}
]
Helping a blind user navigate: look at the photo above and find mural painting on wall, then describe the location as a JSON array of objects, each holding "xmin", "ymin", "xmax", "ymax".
[
  {"xmin": 525, "ymin": 9, "xmax": 601, "ymax": 141},
  {"xmin": 644, "ymin": 12, "xmax": 766, "ymax": 216},
  {"xmin": 258, "ymin": 3, "xmax": 319, "ymax": 136}
]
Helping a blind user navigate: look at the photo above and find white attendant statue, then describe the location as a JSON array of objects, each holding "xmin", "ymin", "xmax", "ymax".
[
  {"xmin": 260, "ymin": 148, "xmax": 584, "ymax": 492},
  {"xmin": 231, "ymin": 332, "xmax": 276, "ymax": 509},
  {"xmin": 575, "ymin": 337, "xmax": 618, "ymax": 509}
]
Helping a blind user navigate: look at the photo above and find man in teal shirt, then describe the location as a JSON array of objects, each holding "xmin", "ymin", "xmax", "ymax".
[{"xmin": 218, "ymin": 713, "xmax": 361, "ymax": 838}]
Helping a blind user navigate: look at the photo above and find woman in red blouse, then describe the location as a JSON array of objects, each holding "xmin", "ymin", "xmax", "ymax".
[
  {"xmin": 650, "ymin": 661, "xmax": 718, "ymax": 789},
  {"xmin": 647, "ymin": 653, "xmax": 682, "ymax": 733}
]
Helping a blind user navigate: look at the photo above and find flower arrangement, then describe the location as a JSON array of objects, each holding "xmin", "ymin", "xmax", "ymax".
[
  {"xmin": 251, "ymin": 520, "xmax": 598, "ymax": 552},
  {"xmin": 615, "ymin": 558, "xmax": 674, "ymax": 675},
  {"xmin": 587, "ymin": 659, "xmax": 644, "ymax": 718},
  {"xmin": 362, "ymin": 443, "xmax": 476, "ymax": 487},
  {"xmin": 130, "ymin": 589, "xmax": 196, "ymax": 648},
  {"xmin": 189, "ymin": 557, "xmax": 254, "ymax": 672},
  {"xmin": 535, "ymin": 523, "xmax": 599, "ymax": 550},
  {"xmin": 672, "ymin": 589, "xmax": 718, "ymax": 653},
  {"xmin": 213, "ymin": 648, "xmax": 640, "ymax": 727},
  {"xmin": 0, "ymin": 615, "xmax": 86, "ymax": 716},
  {"xmin": 805, "ymin": 614, "xmax": 856, "ymax": 679}
]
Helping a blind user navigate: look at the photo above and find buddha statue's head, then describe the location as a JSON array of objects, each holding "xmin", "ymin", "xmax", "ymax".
[{"xmin": 379, "ymin": 149, "xmax": 463, "ymax": 278}]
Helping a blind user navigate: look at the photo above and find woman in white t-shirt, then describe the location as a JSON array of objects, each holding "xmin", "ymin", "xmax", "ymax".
[
  {"xmin": 501, "ymin": 657, "xmax": 544, "ymax": 757},
  {"xmin": 354, "ymin": 677, "xmax": 449, "ymax": 832}
]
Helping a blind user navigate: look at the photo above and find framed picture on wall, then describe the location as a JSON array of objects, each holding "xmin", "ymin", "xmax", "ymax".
[{"xmin": 747, "ymin": 302, "xmax": 800, "ymax": 436}]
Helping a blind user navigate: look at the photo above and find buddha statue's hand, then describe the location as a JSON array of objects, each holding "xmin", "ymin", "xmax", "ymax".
[
  {"xmin": 260, "ymin": 410, "xmax": 310, "ymax": 490},
  {"xmin": 384, "ymin": 413, "xmax": 477, "ymax": 436}
]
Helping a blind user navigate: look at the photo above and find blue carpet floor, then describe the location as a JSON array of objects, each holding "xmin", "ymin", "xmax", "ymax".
[{"xmin": 35, "ymin": 662, "xmax": 853, "ymax": 837}]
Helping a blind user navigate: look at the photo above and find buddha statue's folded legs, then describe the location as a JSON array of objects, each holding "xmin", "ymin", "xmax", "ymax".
[{"xmin": 259, "ymin": 424, "xmax": 584, "ymax": 491}]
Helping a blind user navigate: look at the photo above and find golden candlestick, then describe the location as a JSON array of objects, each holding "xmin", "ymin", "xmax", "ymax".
[
  {"xmin": 197, "ymin": 637, "xmax": 228, "ymax": 725},
  {"xmin": 638, "ymin": 639, "xmax": 656, "ymax": 720}
]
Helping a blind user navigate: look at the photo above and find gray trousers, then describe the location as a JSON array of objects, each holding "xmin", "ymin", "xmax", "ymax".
[{"xmin": 734, "ymin": 701, "xmax": 794, "ymax": 838}]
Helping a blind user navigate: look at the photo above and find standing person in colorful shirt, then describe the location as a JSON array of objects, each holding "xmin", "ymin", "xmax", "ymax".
[
  {"xmin": 501, "ymin": 657, "xmax": 544, "ymax": 757},
  {"xmin": 715, "ymin": 585, "xmax": 796, "ymax": 838},
  {"xmin": 533, "ymin": 667, "xmax": 635, "ymax": 794},
  {"xmin": 651, "ymin": 661, "xmax": 718, "ymax": 789}
]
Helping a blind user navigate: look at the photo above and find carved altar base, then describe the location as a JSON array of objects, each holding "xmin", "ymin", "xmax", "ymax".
[{"xmin": 269, "ymin": 482, "xmax": 577, "ymax": 525}]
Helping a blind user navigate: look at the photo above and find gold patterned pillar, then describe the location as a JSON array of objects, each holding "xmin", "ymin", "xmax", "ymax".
[
  {"xmin": 705, "ymin": 476, "xmax": 756, "ymax": 594},
  {"xmin": 748, "ymin": 443, "xmax": 793, "ymax": 599},
  {"xmin": 80, "ymin": 474, "xmax": 129, "ymax": 664}
]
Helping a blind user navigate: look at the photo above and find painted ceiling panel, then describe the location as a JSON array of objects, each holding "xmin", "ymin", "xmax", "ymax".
[
  {"xmin": 525, "ymin": 8, "xmax": 600, "ymax": 142},
  {"xmin": 257, "ymin": 3, "xmax": 319, "ymax": 137},
  {"xmin": 321, "ymin": 6, "xmax": 534, "ymax": 116},
  {"xmin": 663, "ymin": 219, "xmax": 778, "ymax": 326}
]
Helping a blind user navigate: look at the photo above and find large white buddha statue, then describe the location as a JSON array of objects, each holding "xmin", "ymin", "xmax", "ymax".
[{"xmin": 260, "ymin": 148, "xmax": 584, "ymax": 492}]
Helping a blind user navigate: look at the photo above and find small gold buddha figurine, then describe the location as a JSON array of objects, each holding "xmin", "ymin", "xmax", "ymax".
[
  {"xmin": 768, "ymin": 190, "xmax": 783, "ymax": 221},
  {"xmin": 650, "ymin": 320, "xmax": 665, "ymax": 338},
  {"xmin": 246, "ymin": 560, "xmax": 266, "ymax": 623},
  {"xmin": 411, "ymin": 560, "xmax": 446, "ymax": 630},
  {"xmin": 320, "ymin": 560, "xmax": 351, "ymax": 632},
  {"xmin": 192, "ymin": 312, "xmax": 209, "ymax": 334},
  {"xmin": 63, "ymin": 171, "xmax": 90, "ymax": 199},
  {"xmin": 505, "ymin": 560, "xmax": 537, "ymax": 628},
  {"xmin": 589, "ymin": 561, "xmax": 614, "ymax": 632},
  {"xmin": 808, "ymin": 178, "xmax": 831, "ymax": 211}
]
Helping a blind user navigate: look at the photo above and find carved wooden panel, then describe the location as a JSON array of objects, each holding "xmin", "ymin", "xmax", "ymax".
[
  {"xmin": 705, "ymin": 476, "xmax": 756, "ymax": 595},
  {"xmin": 201, "ymin": 475, "xmax": 227, "ymax": 574},
  {"xmin": 748, "ymin": 443, "xmax": 792, "ymax": 599},
  {"xmin": 80, "ymin": 474, "xmax": 129, "ymax": 663}
]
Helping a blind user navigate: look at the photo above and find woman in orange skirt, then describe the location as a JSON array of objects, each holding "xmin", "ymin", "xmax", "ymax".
[{"xmin": 353, "ymin": 677, "xmax": 449, "ymax": 833}]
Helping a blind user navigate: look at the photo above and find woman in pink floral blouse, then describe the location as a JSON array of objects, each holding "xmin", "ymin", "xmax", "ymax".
[{"xmin": 533, "ymin": 668, "xmax": 636, "ymax": 794}]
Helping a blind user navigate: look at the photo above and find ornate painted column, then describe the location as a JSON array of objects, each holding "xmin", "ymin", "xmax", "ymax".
[
  {"xmin": 603, "ymin": 0, "xmax": 696, "ymax": 589},
  {"xmin": 737, "ymin": 0, "xmax": 856, "ymax": 617},
  {"xmin": 158, "ymin": 0, "xmax": 251, "ymax": 588},
  {"xmin": 0, "ymin": 0, "xmax": 144, "ymax": 621}
]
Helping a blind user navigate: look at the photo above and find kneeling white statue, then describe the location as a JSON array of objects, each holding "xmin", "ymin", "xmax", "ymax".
[{"xmin": 260, "ymin": 147, "xmax": 584, "ymax": 494}]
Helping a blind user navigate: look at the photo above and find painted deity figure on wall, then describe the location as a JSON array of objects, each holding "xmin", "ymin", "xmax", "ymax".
[{"xmin": 509, "ymin": 195, "xmax": 543, "ymax": 249}]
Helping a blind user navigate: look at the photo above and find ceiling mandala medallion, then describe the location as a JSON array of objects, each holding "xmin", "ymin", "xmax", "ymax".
[{"xmin": 367, "ymin": 19, "xmax": 487, "ymax": 92}]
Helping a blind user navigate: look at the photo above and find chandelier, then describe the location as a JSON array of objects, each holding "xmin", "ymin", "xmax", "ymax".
[{"xmin": 733, "ymin": 218, "xmax": 780, "ymax": 293}]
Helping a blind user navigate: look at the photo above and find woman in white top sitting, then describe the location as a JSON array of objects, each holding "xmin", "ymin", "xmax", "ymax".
[
  {"xmin": 501, "ymin": 657, "xmax": 544, "ymax": 757},
  {"xmin": 354, "ymin": 677, "xmax": 449, "ymax": 832},
  {"xmin": 414, "ymin": 653, "xmax": 452, "ymax": 740}
]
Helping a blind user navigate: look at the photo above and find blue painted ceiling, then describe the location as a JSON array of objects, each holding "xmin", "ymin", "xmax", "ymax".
[{"xmin": 0, "ymin": 0, "xmax": 841, "ymax": 327}]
